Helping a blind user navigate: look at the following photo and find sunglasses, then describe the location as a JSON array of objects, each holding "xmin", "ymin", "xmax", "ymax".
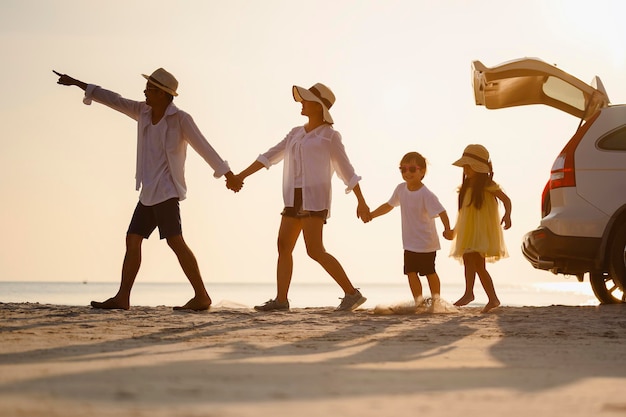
[{"xmin": 399, "ymin": 165, "xmax": 420, "ymax": 173}]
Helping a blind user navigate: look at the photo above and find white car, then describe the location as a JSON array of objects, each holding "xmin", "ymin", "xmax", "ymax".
[{"xmin": 472, "ymin": 57, "xmax": 626, "ymax": 304}]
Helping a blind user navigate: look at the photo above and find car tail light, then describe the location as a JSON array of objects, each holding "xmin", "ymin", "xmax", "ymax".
[
  {"xmin": 549, "ymin": 111, "xmax": 601, "ymax": 190},
  {"xmin": 550, "ymin": 151, "xmax": 576, "ymax": 188},
  {"xmin": 541, "ymin": 180, "xmax": 551, "ymax": 217}
]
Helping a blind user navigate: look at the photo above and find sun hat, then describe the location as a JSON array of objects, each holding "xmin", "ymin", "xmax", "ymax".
[
  {"xmin": 452, "ymin": 144, "xmax": 492, "ymax": 173},
  {"xmin": 142, "ymin": 68, "xmax": 178, "ymax": 96},
  {"xmin": 292, "ymin": 83, "xmax": 335, "ymax": 124}
]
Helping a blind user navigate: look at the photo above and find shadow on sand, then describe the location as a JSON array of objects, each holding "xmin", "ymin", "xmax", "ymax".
[{"xmin": 0, "ymin": 303, "xmax": 625, "ymax": 406}]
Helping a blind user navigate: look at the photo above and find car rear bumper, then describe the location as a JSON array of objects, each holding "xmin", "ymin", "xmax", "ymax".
[{"xmin": 521, "ymin": 226, "xmax": 602, "ymax": 275}]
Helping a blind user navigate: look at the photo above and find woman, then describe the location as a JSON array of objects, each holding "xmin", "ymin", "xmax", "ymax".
[{"xmin": 236, "ymin": 83, "xmax": 370, "ymax": 311}]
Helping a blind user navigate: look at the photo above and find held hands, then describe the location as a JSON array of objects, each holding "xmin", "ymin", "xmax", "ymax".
[
  {"xmin": 443, "ymin": 229, "xmax": 455, "ymax": 240},
  {"xmin": 225, "ymin": 172, "xmax": 243, "ymax": 193},
  {"xmin": 357, "ymin": 202, "xmax": 372, "ymax": 223}
]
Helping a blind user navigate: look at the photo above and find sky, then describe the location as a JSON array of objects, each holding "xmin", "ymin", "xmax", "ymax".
[{"xmin": 2, "ymin": 0, "xmax": 626, "ymax": 298}]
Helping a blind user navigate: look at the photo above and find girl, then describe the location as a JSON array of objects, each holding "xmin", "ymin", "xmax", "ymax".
[{"xmin": 450, "ymin": 144, "xmax": 511, "ymax": 313}]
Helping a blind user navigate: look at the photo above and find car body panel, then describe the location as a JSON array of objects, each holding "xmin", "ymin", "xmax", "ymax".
[
  {"xmin": 575, "ymin": 106, "xmax": 626, "ymax": 215},
  {"xmin": 472, "ymin": 58, "xmax": 609, "ymax": 121},
  {"xmin": 541, "ymin": 188, "xmax": 609, "ymax": 238}
]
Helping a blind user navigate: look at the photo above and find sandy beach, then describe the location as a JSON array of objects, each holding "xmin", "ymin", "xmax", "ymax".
[{"xmin": 1, "ymin": 302, "xmax": 625, "ymax": 417}]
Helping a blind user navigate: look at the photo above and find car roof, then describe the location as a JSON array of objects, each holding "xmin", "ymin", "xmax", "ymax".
[{"xmin": 472, "ymin": 57, "xmax": 610, "ymax": 121}]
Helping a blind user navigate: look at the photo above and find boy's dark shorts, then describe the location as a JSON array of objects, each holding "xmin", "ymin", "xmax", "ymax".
[
  {"xmin": 281, "ymin": 188, "xmax": 328, "ymax": 222},
  {"xmin": 127, "ymin": 198, "xmax": 182, "ymax": 240},
  {"xmin": 404, "ymin": 250, "xmax": 437, "ymax": 276}
]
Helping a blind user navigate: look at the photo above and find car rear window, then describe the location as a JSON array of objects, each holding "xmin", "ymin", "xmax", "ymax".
[
  {"xmin": 544, "ymin": 76, "xmax": 586, "ymax": 112},
  {"xmin": 598, "ymin": 125, "xmax": 626, "ymax": 150}
]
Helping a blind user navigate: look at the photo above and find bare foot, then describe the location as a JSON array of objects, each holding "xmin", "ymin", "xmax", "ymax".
[
  {"xmin": 173, "ymin": 296, "xmax": 212, "ymax": 311},
  {"xmin": 481, "ymin": 300, "xmax": 501, "ymax": 313},
  {"xmin": 453, "ymin": 294, "xmax": 474, "ymax": 307},
  {"xmin": 90, "ymin": 297, "xmax": 129, "ymax": 310}
]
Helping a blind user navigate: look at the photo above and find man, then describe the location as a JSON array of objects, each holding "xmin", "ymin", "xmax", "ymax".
[{"xmin": 53, "ymin": 68, "xmax": 242, "ymax": 311}]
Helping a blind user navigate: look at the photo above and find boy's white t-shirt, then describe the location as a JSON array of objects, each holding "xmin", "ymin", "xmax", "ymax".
[{"xmin": 388, "ymin": 183, "xmax": 445, "ymax": 253}]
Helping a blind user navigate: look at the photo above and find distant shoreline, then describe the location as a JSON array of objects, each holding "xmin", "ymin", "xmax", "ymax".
[{"xmin": 0, "ymin": 280, "xmax": 599, "ymax": 309}]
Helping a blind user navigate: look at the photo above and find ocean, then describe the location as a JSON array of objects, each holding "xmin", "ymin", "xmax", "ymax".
[{"xmin": 0, "ymin": 280, "xmax": 599, "ymax": 309}]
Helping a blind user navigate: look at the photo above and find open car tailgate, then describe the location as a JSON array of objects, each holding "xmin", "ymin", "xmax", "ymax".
[{"xmin": 472, "ymin": 58, "xmax": 609, "ymax": 121}]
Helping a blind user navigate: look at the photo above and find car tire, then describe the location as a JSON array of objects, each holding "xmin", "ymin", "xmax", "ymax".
[
  {"xmin": 589, "ymin": 223, "xmax": 626, "ymax": 304},
  {"xmin": 589, "ymin": 272, "xmax": 624, "ymax": 304},
  {"xmin": 608, "ymin": 222, "xmax": 626, "ymax": 293}
]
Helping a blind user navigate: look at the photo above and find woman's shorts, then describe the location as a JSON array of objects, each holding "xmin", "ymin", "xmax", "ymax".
[
  {"xmin": 281, "ymin": 188, "xmax": 328, "ymax": 221},
  {"xmin": 404, "ymin": 250, "xmax": 437, "ymax": 276}
]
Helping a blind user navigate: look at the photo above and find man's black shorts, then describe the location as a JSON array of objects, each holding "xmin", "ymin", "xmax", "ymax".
[{"xmin": 127, "ymin": 198, "xmax": 182, "ymax": 239}]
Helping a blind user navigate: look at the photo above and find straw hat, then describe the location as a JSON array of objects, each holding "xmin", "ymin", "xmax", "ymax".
[
  {"xmin": 142, "ymin": 68, "xmax": 178, "ymax": 96},
  {"xmin": 293, "ymin": 83, "xmax": 335, "ymax": 124},
  {"xmin": 452, "ymin": 144, "xmax": 492, "ymax": 173}
]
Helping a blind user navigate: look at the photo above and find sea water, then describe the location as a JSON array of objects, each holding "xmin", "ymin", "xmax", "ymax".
[{"xmin": 0, "ymin": 280, "xmax": 598, "ymax": 309}]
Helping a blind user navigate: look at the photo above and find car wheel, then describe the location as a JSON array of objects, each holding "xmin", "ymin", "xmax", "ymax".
[
  {"xmin": 608, "ymin": 222, "xmax": 626, "ymax": 292},
  {"xmin": 589, "ymin": 272, "xmax": 625, "ymax": 304}
]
